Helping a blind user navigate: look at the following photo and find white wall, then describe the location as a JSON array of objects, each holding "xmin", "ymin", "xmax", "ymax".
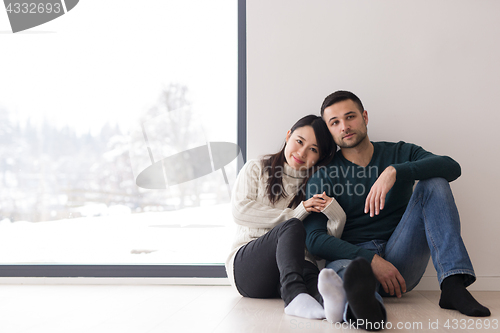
[{"xmin": 247, "ymin": 0, "xmax": 500, "ymax": 290}]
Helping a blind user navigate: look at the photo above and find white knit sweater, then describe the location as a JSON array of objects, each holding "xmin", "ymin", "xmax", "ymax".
[{"xmin": 225, "ymin": 159, "xmax": 346, "ymax": 288}]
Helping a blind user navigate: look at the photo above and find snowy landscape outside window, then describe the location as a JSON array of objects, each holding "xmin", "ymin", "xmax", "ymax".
[{"xmin": 0, "ymin": 1, "xmax": 239, "ymax": 266}]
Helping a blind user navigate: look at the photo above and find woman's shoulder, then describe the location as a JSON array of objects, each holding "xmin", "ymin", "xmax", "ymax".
[
  {"xmin": 245, "ymin": 158, "xmax": 262, "ymax": 167},
  {"xmin": 239, "ymin": 159, "xmax": 265, "ymax": 177},
  {"xmin": 234, "ymin": 159, "xmax": 268, "ymax": 190},
  {"xmin": 242, "ymin": 158, "xmax": 263, "ymax": 170}
]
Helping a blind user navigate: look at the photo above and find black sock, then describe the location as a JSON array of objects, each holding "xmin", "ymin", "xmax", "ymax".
[
  {"xmin": 439, "ymin": 275, "xmax": 490, "ymax": 317},
  {"xmin": 344, "ymin": 257, "xmax": 386, "ymax": 331}
]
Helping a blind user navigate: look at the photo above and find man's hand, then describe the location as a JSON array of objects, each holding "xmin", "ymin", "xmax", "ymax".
[
  {"xmin": 371, "ymin": 254, "xmax": 406, "ymax": 298},
  {"xmin": 364, "ymin": 166, "xmax": 396, "ymax": 217}
]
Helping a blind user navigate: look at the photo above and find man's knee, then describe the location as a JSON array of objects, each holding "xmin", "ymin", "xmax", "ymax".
[
  {"xmin": 418, "ymin": 177, "xmax": 449, "ymax": 187},
  {"xmin": 416, "ymin": 177, "xmax": 452, "ymax": 196},
  {"xmin": 325, "ymin": 259, "xmax": 352, "ymax": 279}
]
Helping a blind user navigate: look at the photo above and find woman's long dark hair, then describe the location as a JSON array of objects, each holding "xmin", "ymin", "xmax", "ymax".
[{"xmin": 261, "ymin": 115, "xmax": 336, "ymax": 208}]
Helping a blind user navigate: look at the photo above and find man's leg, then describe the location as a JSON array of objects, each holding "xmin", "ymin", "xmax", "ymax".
[
  {"xmin": 326, "ymin": 247, "xmax": 387, "ymax": 330},
  {"xmin": 383, "ymin": 178, "xmax": 489, "ymax": 316},
  {"xmin": 343, "ymin": 258, "xmax": 386, "ymax": 331}
]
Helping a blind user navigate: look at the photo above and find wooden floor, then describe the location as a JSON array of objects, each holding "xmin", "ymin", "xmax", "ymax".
[{"xmin": 0, "ymin": 284, "xmax": 498, "ymax": 332}]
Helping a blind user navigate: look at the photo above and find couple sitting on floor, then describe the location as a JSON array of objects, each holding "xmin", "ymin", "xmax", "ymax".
[{"xmin": 225, "ymin": 90, "xmax": 490, "ymax": 331}]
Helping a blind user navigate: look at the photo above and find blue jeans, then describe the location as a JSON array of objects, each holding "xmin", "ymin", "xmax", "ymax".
[{"xmin": 326, "ymin": 178, "xmax": 476, "ymax": 319}]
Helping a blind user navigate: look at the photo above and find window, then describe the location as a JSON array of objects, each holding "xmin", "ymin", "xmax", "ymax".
[{"xmin": 0, "ymin": 0, "xmax": 245, "ymax": 277}]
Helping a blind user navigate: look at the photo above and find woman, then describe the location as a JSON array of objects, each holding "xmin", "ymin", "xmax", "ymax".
[{"xmin": 225, "ymin": 115, "xmax": 347, "ymax": 321}]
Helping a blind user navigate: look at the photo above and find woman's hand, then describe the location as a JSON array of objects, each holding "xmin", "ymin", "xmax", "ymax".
[
  {"xmin": 314, "ymin": 192, "xmax": 332, "ymax": 211},
  {"xmin": 303, "ymin": 192, "xmax": 332, "ymax": 212}
]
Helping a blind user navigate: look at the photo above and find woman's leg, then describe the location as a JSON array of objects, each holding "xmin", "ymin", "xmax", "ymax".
[
  {"xmin": 234, "ymin": 218, "xmax": 309, "ymax": 303},
  {"xmin": 233, "ymin": 218, "xmax": 324, "ymax": 318},
  {"xmin": 302, "ymin": 261, "xmax": 322, "ymax": 305}
]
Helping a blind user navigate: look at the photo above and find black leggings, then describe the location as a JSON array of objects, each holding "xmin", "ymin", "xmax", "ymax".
[{"xmin": 233, "ymin": 218, "xmax": 322, "ymax": 306}]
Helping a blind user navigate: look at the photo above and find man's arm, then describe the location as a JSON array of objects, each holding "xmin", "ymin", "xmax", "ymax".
[
  {"xmin": 303, "ymin": 212, "xmax": 374, "ymax": 262},
  {"xmin": 303, "ymin": 170, "xmax": 374, "ymax": 262},
  {"xmin": 392, "ymin": 142, "xmax": 461, "ymax": 182},
  {"xmin": 365, "ymin": 142, "xmax": 461, "ymax": 217},
  {"xmin": 364, "ymin": 165, "xmax": 397, "ymax": 217}
]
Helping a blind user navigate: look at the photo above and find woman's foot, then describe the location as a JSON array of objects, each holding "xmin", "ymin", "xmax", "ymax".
[{"xmin": 284, "ymin": 293, "xmax": 325, "ymax": 319}]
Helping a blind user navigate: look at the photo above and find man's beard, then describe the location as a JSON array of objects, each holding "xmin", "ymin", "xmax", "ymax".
[{"xmin": 337, "ymin": 129, "xmax": 368, "ymax": 149}]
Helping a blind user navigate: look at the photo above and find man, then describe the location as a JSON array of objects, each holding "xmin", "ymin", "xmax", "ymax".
[{"xmin": 303, "ymin": 90, "xmax": 490, "ymax": 330}]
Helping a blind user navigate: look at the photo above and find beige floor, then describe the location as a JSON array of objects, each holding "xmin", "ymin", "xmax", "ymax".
[{"xmin": 0, "ymin": 284, "xmax": 498, "ymax": 333}]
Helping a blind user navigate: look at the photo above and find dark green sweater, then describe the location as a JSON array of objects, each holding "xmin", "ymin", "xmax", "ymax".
[{"xmin": 304, "ymin": 141, "xmax": 461, "ymax": 262}]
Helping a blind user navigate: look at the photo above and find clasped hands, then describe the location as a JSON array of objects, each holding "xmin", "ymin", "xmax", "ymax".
[
  {"xmin": 303, "ymin": 191, "xmax": 332, "ymax": 213},
  {"xmin": 305, "ymin": 165, "xmax": 397, "ymax": 216}
]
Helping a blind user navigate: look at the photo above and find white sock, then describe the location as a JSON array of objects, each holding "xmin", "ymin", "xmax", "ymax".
[
  {"xmin": 318, "ymin": 268, "xmax": 346, "ymax": 323},
  {"xmin": 284, "ymin": 293, "xmax": 325, "ymax": 319}
]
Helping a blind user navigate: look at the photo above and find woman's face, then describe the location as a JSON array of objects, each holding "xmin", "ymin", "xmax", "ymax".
[{"xmin": 284, "ymin": 125, "xmax": 320, "ymax": 170}]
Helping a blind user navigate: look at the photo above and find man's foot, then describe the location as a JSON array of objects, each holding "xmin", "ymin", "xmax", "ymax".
[
  {"xmin": 284, "ymin": 293, "xmax": 325, "ymax": 319},
  {"xmin": 344, "ymin": 258, "xmax": 386, "ymax": 331},
  {"xmin": 439, "ymin": 275, "xmax": 490, "ymax": 317},
  {"xmin": 318, "ymin": 268, "xmax": 346, "ymax": 323}
]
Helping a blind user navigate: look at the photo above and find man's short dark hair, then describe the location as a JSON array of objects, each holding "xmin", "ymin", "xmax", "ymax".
[{"xmin": 320, "ymin": 90, "xmax": 365, "ymax": 117}]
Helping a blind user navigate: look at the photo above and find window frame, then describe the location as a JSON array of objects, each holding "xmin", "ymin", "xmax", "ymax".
[{"xmin": 0, "ymin": 0, "xmax": 246, "ymax": 279}]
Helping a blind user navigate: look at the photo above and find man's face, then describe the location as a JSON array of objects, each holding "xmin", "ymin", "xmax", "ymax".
[{"xmin": 322, "ymin": 99, "xmax": 369, "ymax": 149}]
